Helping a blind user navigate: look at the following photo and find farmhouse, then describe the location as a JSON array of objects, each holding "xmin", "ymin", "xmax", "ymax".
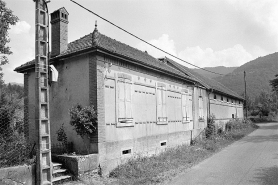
[{"xmin": 15, "ymin": 7, "xmax": 244, "ymax": 173}]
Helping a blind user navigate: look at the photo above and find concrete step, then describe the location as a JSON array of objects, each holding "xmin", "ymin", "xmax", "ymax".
[
  {"xmin": 42, "ymin": 181, "xmax": 51, "ymax": 185},
  {"xmin": 53, "ymin": 175, "xmax": 72, "ymax": 183},
  {"xmin": 52, "ymin": 162, "xmax": 62, "ymax": 170},
  {"xmin": 53, "ymin": 168, "xmax": 67, "ymax": 174}
]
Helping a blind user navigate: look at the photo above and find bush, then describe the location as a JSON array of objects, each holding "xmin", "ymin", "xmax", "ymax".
[
  {"xmin": 69, "ymin": 104, "xmax": 98, "ymax": 139},
  {"xmin": 205, "ymin": 115, "xmax": 216, "ymax": 139}
]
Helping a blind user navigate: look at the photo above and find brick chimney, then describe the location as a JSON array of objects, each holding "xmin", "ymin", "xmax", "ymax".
[{"xmin": 50, "ymin": 7, "xmax": 69, "ymax": 57}]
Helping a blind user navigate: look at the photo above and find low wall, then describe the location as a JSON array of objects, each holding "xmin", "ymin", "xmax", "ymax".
[
  {"xmin": 0, "ymin": 164, "xmax": 35, "ymax": 185},
  {"xmin": 100, "ymin": 129, "xmax": 200, "ymax": 175},
  {"xmin": 52, "ymin": 154, "xmax": 98, "ymax": 177}
]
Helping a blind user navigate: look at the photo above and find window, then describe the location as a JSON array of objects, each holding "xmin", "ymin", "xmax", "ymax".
[
  {"xmin": 182, "ymin": 90, "xmax": 193, "ymax": 123},
  {"xmin": 227, "ymin": 98, "xmax": 229, "ymax": 102},
  {"xmin": 221, "ymin": 96, "xmax": 223, "ymax": 101},
  {"xmin": 199, "ymin": 96, "xmax": 204, "ymax": 120},
  {"xmin": 118, "ymin": 78, "xmax": 133, "ymax": 126},
  {"xmin": 214, "ymin": 94, "xmax": 217, "ymax": 99},
  {"xmin": 157, "ymin": 85, "xmax": 167, "ymax": 124}
]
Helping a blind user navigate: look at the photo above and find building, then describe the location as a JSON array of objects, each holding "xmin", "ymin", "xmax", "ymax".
[{"xmin": 15, "ymin": 7, "xmax": 244, "ymax": 173}]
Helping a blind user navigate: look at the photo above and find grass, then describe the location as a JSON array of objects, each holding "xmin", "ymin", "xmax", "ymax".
[{"xmin": 62, "ymin": 119, "xmax": 258, "ymax": 185}]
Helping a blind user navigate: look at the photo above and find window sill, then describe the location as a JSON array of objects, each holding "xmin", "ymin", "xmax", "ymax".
[{"xmin": 117, "ymin": 118, "xmax": 134, "ymax": 127}]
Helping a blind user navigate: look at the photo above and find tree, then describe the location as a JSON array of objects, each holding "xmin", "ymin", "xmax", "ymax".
[
  {"xmin": 270, "ymin": 74, "xmax": 278, "ymax": 92},
  {"xmin": 0, "ymin": 0, "xmax": 19, "ymax": 84}
]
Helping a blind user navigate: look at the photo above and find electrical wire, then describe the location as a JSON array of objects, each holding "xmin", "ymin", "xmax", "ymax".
[{"xmin": 69, "ymin": 0, "xmax": 226, "ymax": 76}]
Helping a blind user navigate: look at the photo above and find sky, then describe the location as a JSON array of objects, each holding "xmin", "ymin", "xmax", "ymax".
[{"xmin": 3, "ymin": 0, "xmax": 278, "ymax": 84}]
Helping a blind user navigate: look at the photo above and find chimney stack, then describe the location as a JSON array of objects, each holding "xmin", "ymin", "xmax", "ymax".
[{"xmin": 50, "ymin": 7, "xmax": 69, "ymax": 57}]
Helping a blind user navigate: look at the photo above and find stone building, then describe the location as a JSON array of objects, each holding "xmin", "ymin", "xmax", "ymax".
[{"xmin": 15, "ymin": 7, "xmax": 244, "ymax": 173}]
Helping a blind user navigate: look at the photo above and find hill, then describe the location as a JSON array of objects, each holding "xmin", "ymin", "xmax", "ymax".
[
  {"xmin": 191, "ymin": 66, "xmax": 237, "ymax": 79},
  {"xmin": 215, "ymin": 52, "xmax": 278, "ymax": 100}
]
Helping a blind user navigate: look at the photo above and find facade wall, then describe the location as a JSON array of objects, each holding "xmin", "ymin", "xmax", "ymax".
[
  {"xmin": 209, "ymin": 93, "xmax": 244, "ymax": 127},
  {"xmin": 26, "ymin": 71, "xmax": 37, "ymax": 145},
  {"xmin": 49, "ymin": 55, "xmax": 90, "ymax": 153},
  {"xmin": 96, "ymin": 55, "xmax": 208, "ymax": 172}
]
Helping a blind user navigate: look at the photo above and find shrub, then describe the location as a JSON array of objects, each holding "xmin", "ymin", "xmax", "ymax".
[
  {"xmin": 205, "ymin": 115, "xmax": 216, "ymax": 139},
  {"xmin": 69, "ymin": 104, "xmax": 98, "ymax": 139},
  {"xmin": 69, "ymin": 104, "xmax": 97, "ymax": 154}
]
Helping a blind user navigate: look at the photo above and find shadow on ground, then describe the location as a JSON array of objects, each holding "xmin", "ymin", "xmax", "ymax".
[{"xmin": 251, "ymin": 166, "xmax": 278, "ymax": 185}]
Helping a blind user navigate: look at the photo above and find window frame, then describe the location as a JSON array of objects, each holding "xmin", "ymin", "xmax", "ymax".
[
  {"xmin": 116, "ymin": 73, "xmax": 134, "ymax": 127},
  {"xmin": 156, "ymin": 83, "xmax": 167, "ymax": 125}
]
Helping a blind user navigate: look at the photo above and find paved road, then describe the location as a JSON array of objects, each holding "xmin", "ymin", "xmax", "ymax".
[{"xmin": 170, "ymin": 122, "xmax": 278, "ymax": 185}]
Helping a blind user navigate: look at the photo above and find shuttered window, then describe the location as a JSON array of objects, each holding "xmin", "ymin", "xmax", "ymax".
[
  {"xmin": 118, "ymin": 78, "xmax": 133, "ymax": 126},
  {"xmin": 182, "ymin": 89, "xmax": 193, "ymax": 123},
  {"xmin": 199, "ymin": 96, "xmax": 204, "ymax": 120},
  {"xmin": 157, "ymin": 85, "xmax": 167, "ymax": 124}
]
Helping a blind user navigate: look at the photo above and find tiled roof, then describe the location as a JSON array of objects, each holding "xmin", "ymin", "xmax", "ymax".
[
  {"xmin": 15, "ymin": 29, "xmax": 196, "ymax": 82},
  {"xmin": 164, "ymin": 57, "xmax": 244, "ymax": 100}
]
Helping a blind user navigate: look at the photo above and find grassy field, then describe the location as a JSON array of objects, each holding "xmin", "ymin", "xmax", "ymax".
[{"xmin": 62, "ymin": 119, "xmax": 258, "ymax": 185}]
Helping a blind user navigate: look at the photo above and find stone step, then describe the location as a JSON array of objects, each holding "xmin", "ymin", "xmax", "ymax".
[
  {"xmin": 42, "ymin": 181, "xmax": 51, "ymax": 185},
  {"xmin": 53, "ymin": 175, "xmax": 72, "ymax": 183},
  {"xmin": 52, "ymin": 162, "xmax": 62, "ymax": 170},
  {"xmin": 53, "ymin": 168, "xmax": 67, "ymax": 174}
]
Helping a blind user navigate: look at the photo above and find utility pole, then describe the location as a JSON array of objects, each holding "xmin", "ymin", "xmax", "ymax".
[
  {"xmin": 34, "ymin": 0, "xmax": 53, "ymax": 184},
  {"xmin": 244, "ymin": 71, "xmax": 247, "ymax": 120}
]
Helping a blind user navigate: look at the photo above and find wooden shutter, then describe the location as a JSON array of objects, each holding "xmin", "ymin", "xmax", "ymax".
[
  {"xmin": 187, "ymin": 95, "xmax": 193, "ymax": 121},
  {"xmin": 157, "ymin": 88, "xmax": 163, "ymax": 118},
  {"xmin": 125, "ymin": 80, "xmax": 132, "ymax": 119},
  {"xmin": 118, "ymin": 80, "xmax": 125, "ymax": 119},
  {"xmin": 182, "ymin": 94, "xmax": 187, "ymax": 122},
  {"xmin": 162, "ymin": 87, "xmax": 167, "ymax": 119},
  {"xmin": 199, "ymin": 96, "xmax": 203, "ymax": 119}
]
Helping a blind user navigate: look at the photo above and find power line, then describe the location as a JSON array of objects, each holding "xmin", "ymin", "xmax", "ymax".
[{"xmin": 69, "ymin": 0, "xmax": 225, "ymax": 76}]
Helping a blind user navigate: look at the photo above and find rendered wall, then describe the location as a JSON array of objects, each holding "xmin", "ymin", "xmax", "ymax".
[
  {"xmin": 26, "ymin": 71, "xmax": 37, "ymax": 145},
  {"xmin": 95, "ymin": 55, "xmax": 208, "ymax": 173},
  {"xmin": 49, "ymin": 55, "xmax": 90, "ymax": 154},
  {"xmin": 209, "ymin": 93, "xmax": 244, "ymax": 127}
]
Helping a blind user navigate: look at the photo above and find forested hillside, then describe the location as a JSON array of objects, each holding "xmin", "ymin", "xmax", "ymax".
[
  {"xmin": 215, "ymin": 52, "xmax": 278, "ymax": 100},
  {"xmin": 191, "ymin": 66, "xmax": 237, "ymax": 79}
]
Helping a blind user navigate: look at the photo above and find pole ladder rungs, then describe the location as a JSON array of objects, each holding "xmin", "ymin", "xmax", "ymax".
[{"xmin": 35, "ymin": 0, "xmax": 53, "ymax": 184}]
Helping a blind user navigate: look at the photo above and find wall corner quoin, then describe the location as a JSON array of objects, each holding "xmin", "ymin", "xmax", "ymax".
[{"xmin": 89, "ymin": 53, "xmax": 106, "ymax": 145}]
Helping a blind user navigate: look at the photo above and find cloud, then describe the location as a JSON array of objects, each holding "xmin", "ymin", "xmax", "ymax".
[
  {"xmin": 3, "ymin": 21, "xmax": 34, "ymax": 84},
  {"xmin": 9, "ymin": 21, "xmax": 31, "ymax": 34},
  {"xmin": 136, "ymin": 34, "xmax": 177, "ymax": 59},
  {"xmin": 227, "ymin": 0, "xmax": 278, "ymax": 50},
  {"xmin": 178, "ymin": 44, "xmax": 253, "ymax": 68},
  {"xmin": 137, "ymin": 34, "xmax": 254, "ymax": 68}
]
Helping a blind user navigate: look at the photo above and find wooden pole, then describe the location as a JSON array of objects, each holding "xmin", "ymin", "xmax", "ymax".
[
  {"xmin": 34, "ymin": 0, "xmax": 53, "ymax": 184},
  {"xmin": 244, "ymin": 71, "xmax": 247, "ymax": 120}
]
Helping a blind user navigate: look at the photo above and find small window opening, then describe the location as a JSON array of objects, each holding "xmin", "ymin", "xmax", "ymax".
[
  {"xmin": 232, "ymin": 114, "xmax": 235, "ymax": 119},
  {"xmin": 122, "ymin": 149, "xmax": 131, "ymax": 155},
  {"xmin": 214, "ymin": 94, "xmax": 216, "ymax": 99},
  {"xmin": 161, "ymin": 142, "xmax": 167, "ymax": 146},
  {"xmin": 227, "ymin": 98, "xmax": 229, "ymax": 102},
  {"xmin": 221, "ymin": 96, "xmax": 223, "ymax": 101}
]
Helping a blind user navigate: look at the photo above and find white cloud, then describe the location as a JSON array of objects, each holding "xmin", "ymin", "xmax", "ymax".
[
  {"xmin": 227, "ymin": 0, "xmax": 278, "ymax": 48},
  {"xmin": 137, "ymin": 34, "xmax": 254, "ymax": 68},
  {"xmin": 3, "ymin": 21, "xmax": 34, "ymax": 84},
  {"xmin": 178, "ymin": 44, "xmax": 253, "ymax": 68},
  {"xmin": 9, "ymin": 21, "xmax": 31, "ymax": 35},
  {"xmin": 136, "ymin": 34, "xmax": 177, "ymax": 59}
]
